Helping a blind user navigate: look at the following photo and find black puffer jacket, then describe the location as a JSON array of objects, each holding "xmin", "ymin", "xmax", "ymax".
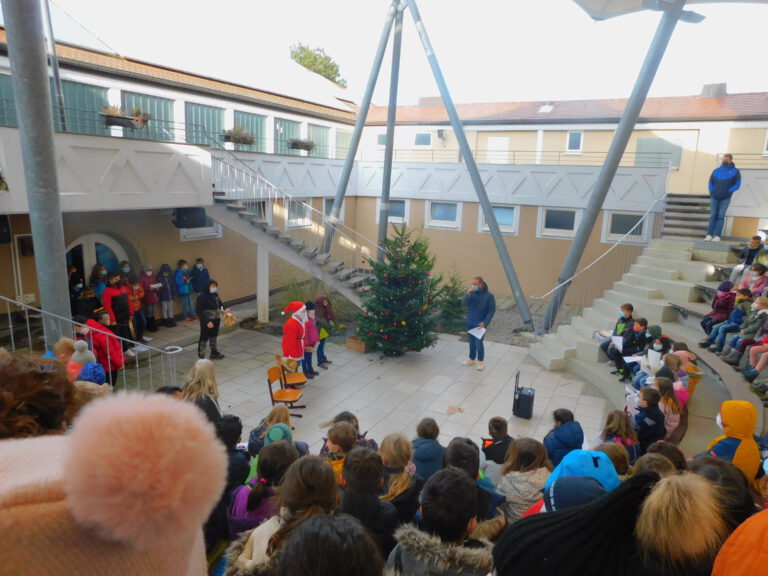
[
  {"xmin": 196, "ymin": 279, "xmax": 223, "ymax": 321},
  {"xmin": 341, "ymin": 490, "xmax": 399, "ymax": 557}
]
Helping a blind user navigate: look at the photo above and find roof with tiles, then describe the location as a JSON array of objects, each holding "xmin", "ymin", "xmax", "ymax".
[
  {"xmin": 366, "ymin": 92, "xmax": 768, "ymax": 125},
  {"xmin": 0, "ymin": 29, "xmax": 356, "ymax": 125}
]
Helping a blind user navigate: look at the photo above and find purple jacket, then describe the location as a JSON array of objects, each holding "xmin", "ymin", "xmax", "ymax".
[
  {"xmin": 227, "ymin": 482, "xmax": 279, "ymax": 538},
  {"xmin": 305, "ymin": 317, "xmax": 319, "ymax": 348}
]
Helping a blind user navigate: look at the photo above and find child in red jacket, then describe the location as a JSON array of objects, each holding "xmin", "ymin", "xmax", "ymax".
[{"xmin": 86, "ymin": 313, "xmax": 125, "ymax": 386}]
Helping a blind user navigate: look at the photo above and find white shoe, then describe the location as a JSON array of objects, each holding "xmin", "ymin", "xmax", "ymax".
[
  {"xmin": 476, "ymin": 361, "xmax": 485, "ymax": 371},
  {"xmin": 704, "ymin": 235, "xmax": 713, "ymax": 241},
  {"xmin": 141, "ymin": 336, "xmax": 153, "ymax": 342},
  {"xmin": 462, "ymin": 359, "xmax": 476, "ymax": 366},
  {"xmin": 125, "ymin": 349, "xmax": 136, "ymax": 358},
  {"xmin": 712, "ymin": 236, "xmax": 721, "ymax": 242}
]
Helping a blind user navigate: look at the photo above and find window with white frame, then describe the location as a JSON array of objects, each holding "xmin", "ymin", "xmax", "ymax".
[
  {"xmin": 537, "ymin": 207, "xmax": 582, "ymax": 238},
  {"xmin": 377, "ymin": 133, "xmax": 387, "ymax": 146},
  {"xmin": 602, "ymin": 212, "xmax": 647, "ymax": 243},
  {"xmin": 414, "ymin": 133, "xmax": 432, "ymax": 146},
  {"xmin": 566, "ymin": 131, "xmax": 583, "ymax": 153},
  {"xmin": 376, "ymin": 199, "xmax": 409, "ymax": 224},
  {"xmin": 479, "ymin": 205, "xmax": 519, "ymax": 235},
  {"xmin": 323, "ymin": 198, "xmax": 345, "ymax": 223},
  {"xmin": 426, "ymin": 201, "xmax": 461, "ymax": 229},
  {"xmin": 287, "ymin": 200, "xmax": 311, "ymax": 228}
]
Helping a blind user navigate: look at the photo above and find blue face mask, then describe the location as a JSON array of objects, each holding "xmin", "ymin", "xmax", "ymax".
[
  {"xmin": 619, "ymin": 311, "xmax": 626, "ymax": 319},
  {"xmin": 652, "ymin": 343, "xmax": 663, "ymax": 351},
  {"xmin": 210, "ymin": 287, "xmax": 218, "ymax": 294},
  {"xmin": 472, "ymin": 285, "xmax": 479, "ymax": 292},
  {"xmin": 645, "ymin": 332, "xmax": 652, "ymax": 338},
  {"xmin": 122, "ymin": 267, "xmax": 130, "ymax": 274}
]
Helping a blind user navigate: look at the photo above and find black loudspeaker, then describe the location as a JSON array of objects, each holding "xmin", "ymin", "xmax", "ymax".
[
  {"xmin": 512, "ymin": 371, "xmax": 535, "ymax": 420},
  {"xmin": 173, "ymin": 207, "xmax": 206, "ymax": 229},
  {"xmin": 0, "ymin": 215, "xmax": 10, "ymax": 244}
]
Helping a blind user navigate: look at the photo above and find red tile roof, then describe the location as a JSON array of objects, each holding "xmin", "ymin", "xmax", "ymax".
[{"xmin": 366, "ymin": 92, "xmax": 768, "ymax": 125}]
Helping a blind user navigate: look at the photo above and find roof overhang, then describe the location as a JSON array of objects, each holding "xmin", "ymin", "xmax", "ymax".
[{"xmin": 573, "ymin": 0, "xmax": 768, "ymax": 20}]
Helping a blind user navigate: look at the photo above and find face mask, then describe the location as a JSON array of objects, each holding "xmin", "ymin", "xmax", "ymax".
[
  {"xmin": 122, "ymin": 267, "xmax": 130, "ymax": 274},
  {"xmin": 653, "ymin": 343, "xmax": 663, "ymax": 351},
  {"xmin": 196, "ymin": 264, "xmax": 204, "ymax": 270},
  {"xmin": 633, "ymin": 395, "xmax": 640, "ymax": 406},
  {"xmin": 645, "ymin": 332, "xmax": 652, "ymax": 338},
  {"xmin": 308, "ymin": 310, "xmax": 316, "ymax": 319},
  {"xmin": 99, "ymin": 269, "xmax": 107, "ymax": 276},
  {"xmin": 619, "ymin": 311, "xmax": 626, "ymax": 318},
  {"xmin": 752, "ymin": 303, "xmax": 759, "ymax": 310},
  {"xmin": 209, "ymin": 287, "xmax": 218, "ymax": 294},
  {"xmin": 716, "ymin": 413, "xmax": 723, "ymax": 430},
  {"xmin": 633, "ymin": 325, "xmax": 642, "ymax": 332},
  {"xmin": 472, "ymin": 285, "xmax": 480, "ymax": 292},
  {"xmin": 74, "ymin": 283, "xmax": 83, "ymax": 290},
  {"xmin": 145, "ymin": 271, "xmax": 152, "ymax": 276},
  {"xmin": 182, "ymin": 266, "xmax": 188, "ymax": 271},
  {"xmin": 132, "ymin": 285, "xmax": 139, "ymax": 291}
]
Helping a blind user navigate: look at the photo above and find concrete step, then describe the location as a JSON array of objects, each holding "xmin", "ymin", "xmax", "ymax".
[
  {"xmin": 265, "ymin": 226, "xmax": 280, "ymax": 237},
  {"xmin": 566, "ymin": 358, "xmax": 626, "ymax": 410},
  {"xmin": 636, "ymin": 255, "xmax": 714, "ymax": 282},
  {"xmin": 326, "ymin": 260, "xmax": 345, "ymax": 273},
  {"xmin": 541, "ymin": 332, "xmax": 576, "ymax": 359},
  {"xmin": 226, "ymin": 201, "xmax": 242, "ymax": 210},
  {"xmin": 662, "ymin": 226, "xmax": 708, "ymax": 237},
  {"xmin": 643, "ymin": 247, "xmax": 694, "ymax": 262},
  {"xmin": 289, "ymin": 239, "xmax": 305, "ymax": 250},
  {"xmin": 621, "ymin": 273, "xmax": 699, "ymax": 302},
  {"xmin": 629, "ymin": 263, "xmax": 681, "ymax": 281},
  {"xmin": 314, "ymin": 252, "xmax": 331, "ymax": 265},
  {"xmin": 335, "ymin": 267, "xmax": 358, "ymax": 281},
  {"xmin": 277, "ymin": 232, "xmax": 293, "ymax": 243},
  {"xmin": 665, "ymin": 194, "xmax": 709, "ymax": 204},
  {"xmin": 528, "ymin": 342, "xmax": 568, "ymax": 371},
  {"xmin": 301, "ymin": 246, "xmax": 319, "ymax": 258},
  {"xmin": 601, "ymin": 290, "xmax": 678, "ymax": 324},
  {"xmin": 664, "ymin": 216, "xmax": 710, "ymax": 226},
  {"xmin": 347, "ymin": 275, "xmax": 369, "ymax": 288},
  {"xmin": 612, "ymin": 281, "xmax": 663, "ymax": 300},
  {"xmin": 582, "ymin": 307, "xmax": 617, "ymax": 333},
  {"xmin": 559, "ymin": 324, "xmax": 602, "ymax": 363},
  {"xmin": 572, "ymin": 315, "xmax": 600, "ymax": 340}
]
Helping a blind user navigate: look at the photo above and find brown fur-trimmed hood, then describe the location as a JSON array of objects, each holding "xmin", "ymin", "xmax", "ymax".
[
  {"xmin": 223, "ymin": 528, "xmax": 279, "ymax": 576},
  {"xmin": 389, "ymin": 524, "xmax": 493, "ymax": 576}
]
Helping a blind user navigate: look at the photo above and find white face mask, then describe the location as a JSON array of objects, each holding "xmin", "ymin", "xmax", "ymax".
[
  {"xmin": 196, "ymin": 264, "xmax": 204, "ymax": 270},
  {"xmin": 716, "ymin": 413, "xmax": 724, "ymax": 430},
  {"xmin": 308, "ymin": 310, "xmax": 316, "ymax": 319},
  {"xmin": 145, "ymin": 271, "xmax": 152, "ymax": 276},
  {"xmin": 752, "ymin": 303, "xmax": 759, "ymax": 310}
]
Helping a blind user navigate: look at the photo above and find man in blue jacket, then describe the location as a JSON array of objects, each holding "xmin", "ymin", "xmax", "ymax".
[
  {"xmin": 706, "ymin": 154, "xmax": 741, "ymax": 242},
  {"xmin": 461, "ymin": 276, "xmax": 496, "ymax": 371}
]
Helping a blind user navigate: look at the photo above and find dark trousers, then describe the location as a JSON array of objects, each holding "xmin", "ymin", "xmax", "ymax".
[
  {"xmin": 707, "ymin": 196, "xmax": 731, "ymax": 237},
  {"xmin": 198, "ymin": 318, "xmax": 221, "ymax": 358},
  {"xmin": 303, "ymin": 350, "xmax": 314, "ymax": 374},
  {"xmin": 468, "ymin": 333, "xmax": 485, "ymax": 361},
  {"xmin": 317, "ymin": 338, "xmax": 327, "ymax": 363}
]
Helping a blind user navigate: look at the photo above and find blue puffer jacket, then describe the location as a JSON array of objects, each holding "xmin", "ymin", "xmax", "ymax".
[
  {"xmin": 543, "ymin": 421, "xmax": 584, "ymax": 467},
  {"xmin": 412, "ymin": 438, "xmax": 445, "ymax": 482},
  {"xmin": 709, "ymin": 162, "xmax": 741, "ymax": 201},
  {"xmin": 157, "ymin": 264, "xmax": 177, "ymax": 301},
  {"xmin": 461, "ymin": 285, "xmax": 496, "ymax": 330}
]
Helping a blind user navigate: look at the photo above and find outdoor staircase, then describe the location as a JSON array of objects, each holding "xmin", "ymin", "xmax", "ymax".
[{"xmin": 661, "ymin": 194, "xmax": 710, "ymax": 239}]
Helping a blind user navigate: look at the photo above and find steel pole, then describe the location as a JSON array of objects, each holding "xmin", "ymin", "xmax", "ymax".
[
  {"xmin": 324, "ymin": 0, "xmax": 398, "ymax": 253},
  {"xmin": 41, "ymin": 0, "xmax": 67, "ymax": 132},
  {"xmin": 541, "ymin": 0, "xmax": 686, "ymax": 334},
  {"xmin": 407, "ymin": 0, "xmax": 534, "ymax": 330},
  {"xmin": 3, "ymin": 0, "xmax": 71, "ymax": 346},
  {"xmin": 377, "ymin": 5, "xmax": 404, "ymax": 262}
]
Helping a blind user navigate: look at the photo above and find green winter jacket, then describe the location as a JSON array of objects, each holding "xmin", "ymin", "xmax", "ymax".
[{"xmin": 740, "ymin": 308, "xmax": 767, "ymax": 339}]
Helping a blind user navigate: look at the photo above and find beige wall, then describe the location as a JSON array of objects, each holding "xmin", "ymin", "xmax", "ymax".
[{"xmin": 0, "ymin": 215, "xmax": 38, "ymax": 304}]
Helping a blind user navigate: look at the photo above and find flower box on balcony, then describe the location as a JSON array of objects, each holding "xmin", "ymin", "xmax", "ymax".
[
  {"xmin": 100, "ymin": 106, "xmax": 151, "ymax": 130},
  {"xmin": 288, "ymin": 138, "xmax": 314, "ymax": 152}
]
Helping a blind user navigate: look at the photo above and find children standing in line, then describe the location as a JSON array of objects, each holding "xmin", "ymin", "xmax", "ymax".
[
  {"xmin": 303, "ymin": 301, "xmax": 320, "ymax": 379},
  {"xmin": 157, "ymin": 263, "xmax": 177, "ymax": 327},
  {"xmin": 101, "ymin": 272, "xmax": 133, "ymax": 356},
  {"xmin": 175, "ymin": 259, "xmax": 195, "ymax": 321}
]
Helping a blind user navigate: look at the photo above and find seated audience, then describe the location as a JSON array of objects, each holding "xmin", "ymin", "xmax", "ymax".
[
  {"xmin": 633, "ymin": 386, "xmax": 666, "ymax": 453},
  {"xmin": 722, "ymin": 295, "xmax": 768, "ymax": 366},
  {"xmin": 379, "ymin": 433, "xmax": 424, "ymax": 524},
  {"xmin": 481, "ymin": 416, "xmax": 514, "ymax": 486},
  {"xmin": 706, "ymin": 400, "xmax": 761, "ymax": 486},
  {"xmin": 701, "ymin": 281, "xmax": 736, "ymax": 335},
  {"xmin": 319, "ymin": 411, "xmax": 378, "ymax": 456},
  {"xmin": 543, "ymin": 408, "xmax": 584, "ymax": 467},
  {"xmin": 598, "ymin": 410, "xmax": 641, "ymax": 466},
  {"xmin": 181, "ymin": 359, "xmax": 222, "ymax": 425},
  {"xmin": 730, "ymin": 235, "xmax": 764, "ymax": 284},
  {"xmin": 700, "ymin": 288, "xmax": 752, "ymax": 353},
  {"xmin": 340, "ymin": 447, "xmax": 399, "ymax": 558},
  {"xmin": 326, "ymin": 421, "xmax": 358, "ymax": 484},
  {"xmin": 247, "ymin": 405, "xmax": 308, "ymax": 463},
  {"xmin": 631, "ymin": 453, "xmax": 678, "ymax": 478},
  {"xmin": 594, "ymin": 442, "xmax": 631, "ymax": 478},
  {"xmin": 496, "ymin": 438, "xmax": 551, "ymax": 522},
  {"xmin": 387, "ymin": 467, "xmax": 492, "ymax": 576},
  {"xmin": 645, "ymin": 441, "xmax": 688, "ymax": 473},
  {"xmin": 411, "ymin": 417, "xmax": 445, "ymax": 482},
  {"xmin": 653, "ymin": 377, "xmax": 683, "ymax": 441},
  {"xmin": 599, "ymin": 302, "xmax": 634, "ymax": 372},
  {"xmin": 445, "ymin": 437, "xmax": 505, "ymax": 523},
  {"xmin": 738, "ymin": 262, "xmax": 768, "ymax": 296}
]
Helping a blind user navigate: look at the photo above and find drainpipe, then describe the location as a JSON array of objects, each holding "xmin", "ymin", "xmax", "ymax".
[{"xmin": 3, "ymin": 0, "xmax": 71, "ymax": 346}]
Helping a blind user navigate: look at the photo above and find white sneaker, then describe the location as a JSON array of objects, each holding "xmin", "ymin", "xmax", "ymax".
[
  {"xmin": 712, "ymin": 236, "xmax": 721, "ymax": 242},
  {"xmin": 476, "ymin": 361, "xmax": 485, "ymax": 371},
  {"xmin": 704, "ymin": 235, "xmax": 713, "ymax": 241},
  {"xmin": 462, "ymin": 359, "xmax": 476, "ymax": 366},
  {"xmin": 125, "ymin": 349, "xmax": 136, "ymax": 358},
  {"xmin": 141, "ymin": 336, "xmax": 153, "ymax": 342}
]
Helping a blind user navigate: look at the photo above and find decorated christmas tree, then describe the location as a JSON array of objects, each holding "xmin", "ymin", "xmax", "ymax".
[
  {"xmin": 357, "ymin": 226, "xmax": 441, "ymax": 356},
  {"xmin": 437, "ymin": 272, "xmax": 466, "ymax": 333}
]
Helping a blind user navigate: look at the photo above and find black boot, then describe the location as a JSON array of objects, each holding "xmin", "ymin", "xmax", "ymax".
[
  {"xmin": 198, "ymin": 339, "xmax": 207, "ymax": 359},
  {"xmin": 210, "ymin": 337, "xmax": 225, "ymax": 360},
  {"xmin": 147, "ymin": 316, "xmax": 159, "ymax": 333}
]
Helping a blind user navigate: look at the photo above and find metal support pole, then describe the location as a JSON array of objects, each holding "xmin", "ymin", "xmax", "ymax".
[
  {"xmin": 41, "ymin": 0, "xmax": 67, "ymax": 132},
  {"xmin": 541, "ymin": 0, "xmax": 686, "ymax": 334},
  {"xmin": 407, "ymin": 0, "xmax": 534, "ymax": 330},
  {"xmin": 3, "ymin": 0, "xmax": 71, "ymax": 346},
  {"xmin": 377, "ymin": 5, "xmax": 404, "ymax": 262},
  {"xmin": 324, "ymin": 0, "xmax": 398, "ymax": 254}
]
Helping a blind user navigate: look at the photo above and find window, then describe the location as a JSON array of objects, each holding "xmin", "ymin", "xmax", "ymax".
[
  {"xmin": 377, "ymin": 133, "xmax": 387, "ymax": 146},
  {"xmin": 308, "ymin": 124, "xmax": 330, "ymax": 158},
  {"xmin": 426, "ymin": 201, "xmax": 461, "ymax": 229},
  {"xmin": 233, "ymin": 111, "xmax": 266, "ymax": 152},
  {"xmin": 602, "ymin": 212, "xmax": 648, "ymax": 244},
  {"xmin": 537, "ymin": 208, "xmax": 582, "ymax": 238},
  {"xmin": 336, "ymin": 131, "xmax": 352, "ymax": 159},
  {"xmin": 635, "ymin": 137, "xmax": 682, "ymax": 168},
  {"xmin": 479, "ymin": 205, "xmax": 519, "ymax": 235},
  {"xmin": 414, "ymin": 133, "xmax": 431, "ymax": 146},
  {"xmin": 323, "ymin": 198, "xmax": 345, "ymax": 223},
  {"xmin": 566, "ymin": 131, "xmax": 583, "ymax": 153},
  {"xmin": 274, "ymin": 118, "xmax": 301, "ymax": 155},
  {"xmin": 376, "ymin": 199, "xmax": 409, "ymax": 224},
  {"xmin": 287, "ymin": 200, "xmax": 311, "ymax": 228},
  {"xmin": 121, "ymin": 91, "xmax": 174, "ymax": 142},
  {"xmin": 185, "ymin": 102, "xmax": 225, "ymax": 145},
  {"xmin": 60, "ymin": 80, "xmax": 109, "ymax": 136}
]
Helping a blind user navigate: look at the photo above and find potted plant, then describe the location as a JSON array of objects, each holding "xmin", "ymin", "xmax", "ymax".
[
  {"xmin": 130, "ymin": 107, "xmax": 152, "ymax": 128},
  {"xmin": 222, "ymin": 125, "xmax": 255, "ymax": 145},
  {"xmin": 99, "ymin": 106, "xmax": 135, "ymax": 128},
  {"xmin": 288, "ymin": 138, "xmax": 314, "ymax": 153}
]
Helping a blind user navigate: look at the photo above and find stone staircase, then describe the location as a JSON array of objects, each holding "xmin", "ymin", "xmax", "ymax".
[{"xmin": 662, "ymin": 194, "xmax": 710, "ymax": 239}]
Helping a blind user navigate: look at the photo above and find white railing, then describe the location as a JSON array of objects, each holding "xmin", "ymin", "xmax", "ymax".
[{"xmin": 1, "ymin": 295, "xmax": 182, "ymax": 391}]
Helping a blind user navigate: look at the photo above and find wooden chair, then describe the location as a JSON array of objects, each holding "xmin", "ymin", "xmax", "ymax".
[
  {"xmin": 274, "ymin": 354, "xmax": 308, "ymax": 389},
  {"xmin": 267, "ymin": 366, "xmax": 305, "ymax": 417}
]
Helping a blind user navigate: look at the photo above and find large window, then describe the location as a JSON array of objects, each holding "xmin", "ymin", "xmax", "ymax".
[
  {"xmin": 414, "ymin": 133, "xmax": 431, "ymax": 146},
  {"xmin": 635, "ymin": 137, "xmax": 682, "ymax": 168},
  {"xmin": 308, "ymin": 124, "xmax": 331, "ymax": 158},
  {"xmin": 0, "ymin": 74, "xmax": 16, "ymax": 127},
  {"xmin": 274, "ymin": 118, "xmax": 302, "ymax": 155},
  {"xmin": 376, "ymin": 199, "xmax": 409, "ymax": 224},
  {"xmin": 185, "ymin": 102, "xmax": 224, "ymax": 145},
  {"xmin": 602, "ymin": 212, "xmax": 648, "ymax": 244},
  {"xmin": 479, "ymin": 205, "xmax": 519, "ymax": 235},
  {"xmin": 336, "ymin": 131, "xmax": 352, "ymax": 159},
  {"xmin": 323, "ymin": 198, "xmax": 345, "ymax": 223},
  {"xmin": 537, "ymin": 207, "xmax": 582, "ymax": 238},
  {"xmin": 121, "ymin": 91, "xmax": 174, "ymax": 141},
  {"xmin": 566, "ymin": 131, "xmax": 583, "ymax": 153},
  {"xmin": 287, "ymin": 200, "xmax": 311, "ymax": 228},
  {"xmin": 426, "ymin": 201, "xmax": 461, "ymax": 230},
  {"xmin": 60, "ymin": 80, "xmax": 109, "ymax": 136},
  {"xmin": 233, "ymin": 110, "xmax": 266, "ymax": 152}
]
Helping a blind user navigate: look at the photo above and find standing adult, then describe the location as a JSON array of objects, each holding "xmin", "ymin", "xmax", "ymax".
[
  {"xmin": 196, "ymin": 279, "xmax": 227, "ymax": 360},
  {"xmin": 705, "ymin": 153, "xmax": 741, "ymax": 242},
  {"xmin": 281, "ymin": 301, "xmax": 307, "ymax": 371},
  {"xmin": 461, "ymin": 276, "xmax": 496, "ymax": 371}
]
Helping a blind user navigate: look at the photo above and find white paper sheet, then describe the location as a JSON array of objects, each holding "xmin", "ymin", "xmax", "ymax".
[
  {"xmin": 468, "ymin": 326, "xmax": 487, "ymax": 339},
  {"xmin": 623, "ymin": 356, "xmax": 639, "ymax": 364},
  {"xmin": 647, "ymin": 349, "xmax": 662, "ymax": 367},
  {"xmin": 611, "ymin": 335, "xmax": 623, "ymax": 352}
]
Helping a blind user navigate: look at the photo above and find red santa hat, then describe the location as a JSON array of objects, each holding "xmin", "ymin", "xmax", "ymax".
[{"xmin": 282, "ymin": 301, "xmax": 306, "ymax": 316}]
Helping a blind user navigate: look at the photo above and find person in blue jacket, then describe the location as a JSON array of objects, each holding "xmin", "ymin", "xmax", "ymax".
[
  {"xmin": 174, "ymin": 259, "xmax": 194, "ymax": 321},
  {"xmin": 543, "ymin": 408, "xmax": 584, "ymax": 467},
  {"xmin": 190, "ymin": 257, "xmax": 210, "ymax": 294},
  {"xmin": 705, "ymin": 153, "xmax": 741, "ymax": 242},
  {"xmin": 461, "ymin": 276, "xmax": 496, "ymax": 371}
]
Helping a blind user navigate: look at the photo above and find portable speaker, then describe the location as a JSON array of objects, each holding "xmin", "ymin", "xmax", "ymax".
[
  {"xmin": 172, "ymin": 207, "xmax": 206, "ymax": 229},
  {"xmin": 512, "ymin": 371, "xmax": 535, "ymax": 420}
]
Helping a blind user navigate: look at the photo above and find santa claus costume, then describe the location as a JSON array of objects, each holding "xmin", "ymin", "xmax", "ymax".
[{"xmin": 281, "ymin": 301, "xmax": 307, "ymax": 370}]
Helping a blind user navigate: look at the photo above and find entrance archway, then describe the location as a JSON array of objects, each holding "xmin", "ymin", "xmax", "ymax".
[{"xmin": 66, "ymin": 233, "xmax": 130, "ymax": 282}]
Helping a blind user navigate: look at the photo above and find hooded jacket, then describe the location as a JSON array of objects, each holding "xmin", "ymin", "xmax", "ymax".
[
  {"xmin": 726, "ymin": 297, "xmax": 753, "ymax": 325},
  {"xmin": 412, "ymin": 438, "xmax": 445, "ymax": 482},
  {"xmin": 156, "ymin": 264, "xmax": 177, "ymax": 301},
  {"xmin": 341, "ymin": 489, "xmax": 399, "ymax": 557},
  {"xmin": 712, "ymin": 507, "xmax": 768, "ymax": 576},
  {"xmin": 543, "ymin": 421, "xmax": 584, "ymax": 467},
  {"xmin": 709, "ymin": 161, "xmax": 741, "ymax": 201},
  {"xmin": 707, "ymin": 400, "xmax": 761, "ymax": 484},
  {"xmin": 386, "ymin": 525, "xmax": 493, "ymax": 576},
  {"xmin": 738, "ymin": 307, "xmax": 767, "ymax": 339},
  {"xmin": 461, "ymin": 284, "xmax": 496, "ymax": 330},
  {"xmin": 544, "ymin": 450, "xmax": 621, "ymax": 493},
  {"xmin": 634, "ymin": 405, "xmax": 667, "ymax": 453},
  {"xmin": 195, "ymin": 279, "xmax": 222, "ymax": 321},
  {"xmin": 496, "ymin": 467, "xmax": 551, "ymax": 523},
  {"xmin": 707, "ymin": 290, "xmax": 735, "ymax": 323},
  {"xmin": 191, "ymin": 263, "xmax": 210, "ymax": 293},
  {"xmin": 140, "ymin": 272, "xmax": 159, "ymax": 305},
  {"xmin": 739, "ymin": 270, "xmax": 768, "ymax": 296},
  {"xmin": 85, "ymin": 318, "xmax": 124, "ymax": 372}
]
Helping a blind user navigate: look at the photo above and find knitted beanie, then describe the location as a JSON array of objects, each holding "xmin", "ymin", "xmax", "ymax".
[
  {"xmin": 71, "ymin": 340, "xmax": 97, "ymax": 366},
  {"xmin": 265, "ymin": 423, "xmax": 293, "ymax": 445}
]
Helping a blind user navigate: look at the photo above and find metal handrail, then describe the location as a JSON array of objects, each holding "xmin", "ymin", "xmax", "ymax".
[{"xmin": 1, "ymin": 294, "xmax": 182, "ymax": 391}]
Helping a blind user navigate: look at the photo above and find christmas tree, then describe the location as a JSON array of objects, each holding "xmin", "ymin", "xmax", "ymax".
[
  {"xmin": 357, "ymin": 226, "xmax": 441, "ymax": 356},
  {"xmin": 437, "ymin": 272, "xmax": 466, "ymax": 333}
]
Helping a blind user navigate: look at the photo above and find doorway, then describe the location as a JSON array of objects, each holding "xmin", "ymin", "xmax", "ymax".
[{"xmin": 66, "ymin": 233, "xmax": 130, "ymax": 284}]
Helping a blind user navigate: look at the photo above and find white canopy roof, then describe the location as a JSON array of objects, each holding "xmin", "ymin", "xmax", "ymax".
[{"xmin": 573, "ymin": 0, "xmax": 768, "ymax": 20}]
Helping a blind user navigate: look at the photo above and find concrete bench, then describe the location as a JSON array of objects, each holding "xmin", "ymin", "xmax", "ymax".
[{"xmin": 669, "ymin": 301, "xmax": 710, "ymax": 321}]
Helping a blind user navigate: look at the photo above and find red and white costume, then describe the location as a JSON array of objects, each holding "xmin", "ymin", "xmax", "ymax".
[{"xmin": 281, "ymin": 301, "xmax": 306, "ymax": 360}]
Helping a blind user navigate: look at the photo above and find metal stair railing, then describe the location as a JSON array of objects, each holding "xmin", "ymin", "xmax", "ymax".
[{"xmin": 1, "ymin": 294, "xmax": 182, "ymax": 391}]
